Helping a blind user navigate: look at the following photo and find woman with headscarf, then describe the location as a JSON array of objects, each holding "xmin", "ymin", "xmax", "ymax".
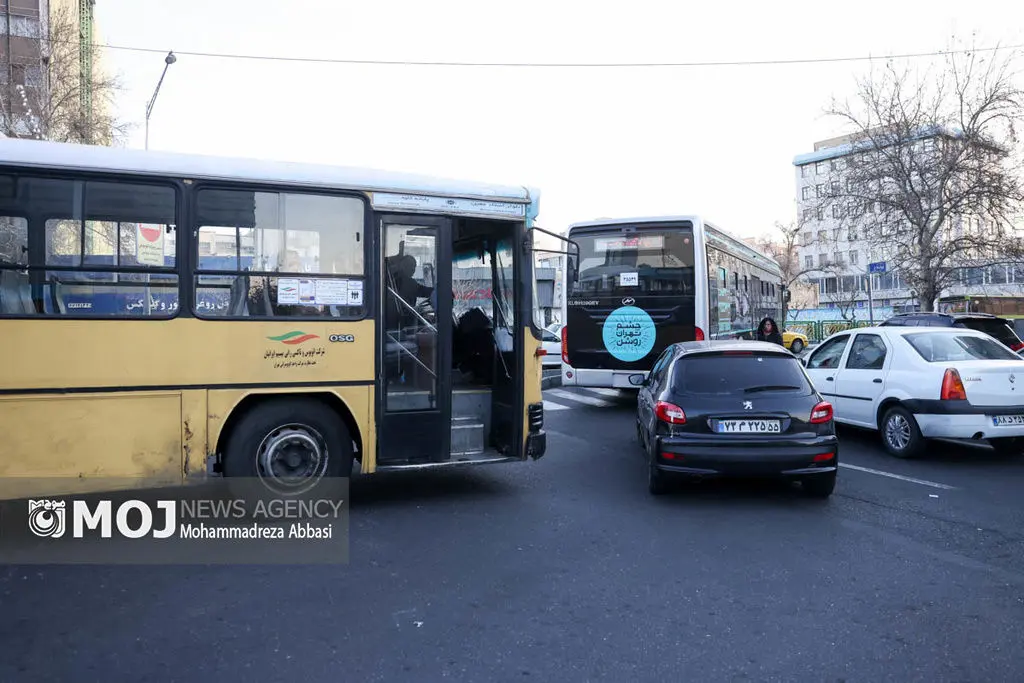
[{"xmin": 756, "ymin": 316, "xmax": 785, "ymax": 346}]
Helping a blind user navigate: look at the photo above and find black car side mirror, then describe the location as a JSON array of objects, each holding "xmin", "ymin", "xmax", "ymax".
[
  {"xmin": 800, "ymin": 357, "xmax": 808, "ymax": 367},
  {"xmin": 628, "ymin": 373, "xmax": 647, "ymax": 387}
]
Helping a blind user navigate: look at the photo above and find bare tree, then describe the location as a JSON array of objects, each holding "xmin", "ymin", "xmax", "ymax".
[
  {"xmin": 1, "ymin": 4, "xmax": 127, "ymax": 144},
  {"xmin": 817, "ymin": 39, "xmax": 1024, "ymax": 311},
  {"xmin": 753, "ymin": 218, "xmax": 828, "ymax": 325}
]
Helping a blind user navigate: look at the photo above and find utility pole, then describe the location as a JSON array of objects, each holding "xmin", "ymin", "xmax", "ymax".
[{"xmin": 144, "ymin": 51, "xmax": 176, "ymax": 149}]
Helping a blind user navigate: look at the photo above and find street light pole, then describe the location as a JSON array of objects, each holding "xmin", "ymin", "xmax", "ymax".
[{"xmin": 144, "ymin": 51, "xmax": 176, "ymax": 150}]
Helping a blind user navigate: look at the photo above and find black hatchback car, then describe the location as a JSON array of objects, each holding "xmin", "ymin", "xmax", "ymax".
[
  {"xmin": 878, "ymin": 312, "xmax": 1024, "ymax": 355},
  {"xmin": 629, "ymin": 340, "xmax": 839, "ymax": 497}
]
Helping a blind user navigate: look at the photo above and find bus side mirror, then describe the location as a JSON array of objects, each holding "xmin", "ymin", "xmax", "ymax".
[
  {"xmin": 628, "ymin": 373, "xmax": 647, "ymax": 386},
  {"xmin": 783, "ymin": 287, "xmax": 792, "ymax": 303}
]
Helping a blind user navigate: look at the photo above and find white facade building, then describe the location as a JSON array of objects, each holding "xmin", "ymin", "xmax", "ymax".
[{"xmin": 792, "ymin": 133, "xmax": 1024, "ymax": 316}]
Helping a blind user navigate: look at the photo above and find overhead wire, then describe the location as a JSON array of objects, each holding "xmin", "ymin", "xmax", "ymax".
[{"xmin": 42, "ymin": 39, "xmax": 1024, "ymax": 68}]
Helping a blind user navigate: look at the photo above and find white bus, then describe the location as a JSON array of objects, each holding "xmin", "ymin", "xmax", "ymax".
[{"xmin": 560, "ymin": 215, "xmax": 785, "ymax": 389}]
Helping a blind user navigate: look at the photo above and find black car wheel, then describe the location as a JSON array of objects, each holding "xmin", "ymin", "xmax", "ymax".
[
  {"xmin": 802, "ymin": 471, "xmax": 836, "ymax": 498},
  {"xmin": 790, "ymin": 338, "xmax": 804, "ymax": 354},
  {"xmin": 881, "ymin": 405, "xmax": 924, "ymax": 459},
  {"xmin": 647, "ymin": 446, "xmax": 668, "ymax": 495},
  {"xmin": 989, "ymin": 437, "xmax": 1024, "ymax": 456}
]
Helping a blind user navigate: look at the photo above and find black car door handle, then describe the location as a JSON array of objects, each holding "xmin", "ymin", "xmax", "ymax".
[
  {"xmin": 873, "ymin": 378, "xmax": 882, "ymax": 383},
  {"xmin": 825, "ymin": 376, "xmax": 833, "ymax": 381}
]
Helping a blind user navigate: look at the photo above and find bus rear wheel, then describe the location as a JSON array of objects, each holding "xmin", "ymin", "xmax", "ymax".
[{"xmin": 223, "ymin": 398, "xmax": 353, "ymax": 500}]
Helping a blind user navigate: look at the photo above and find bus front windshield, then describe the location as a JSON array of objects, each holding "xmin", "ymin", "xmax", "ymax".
[{"xmin": 569, "ymin": 230, "xmax": 695, "ymax": 296}]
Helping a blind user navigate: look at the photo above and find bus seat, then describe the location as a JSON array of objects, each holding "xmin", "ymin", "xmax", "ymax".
[
  {"xmin": 258, "ymin": 277, "xmax": 274, "ymax": 315},
  {"xmin": 48, "ymin": 276, "xmax": 67, "ymax": 315},
  {"xmin": 228, "ymin": 276, "xmax": 249, "ymax": 316},
  {"xmin": 0, "ymin": 269, "xmax": 34, "ymax": 314}
]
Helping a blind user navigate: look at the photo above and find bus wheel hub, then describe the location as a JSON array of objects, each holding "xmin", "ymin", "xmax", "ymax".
[{"xmin": 257, "ymin": 425, "xmax": 327, "ymax": 490}]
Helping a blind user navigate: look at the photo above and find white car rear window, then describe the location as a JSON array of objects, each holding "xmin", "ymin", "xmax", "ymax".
[{"xmin": 902, "ymin": 332, "xmax": 1022, "ymax": 362}]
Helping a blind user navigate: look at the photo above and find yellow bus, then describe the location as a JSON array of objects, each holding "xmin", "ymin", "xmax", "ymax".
[{"xmin": 0, "ymin": 139, "xmax": 565, "ymax": 500}]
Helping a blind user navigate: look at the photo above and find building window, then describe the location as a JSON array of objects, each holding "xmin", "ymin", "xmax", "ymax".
[
  {"xmin": 818, "ymin": 253, "xmax": 827, "ymax": 267},
  {"xmin": 831, "ymin": 158, "xmax": 844, "ymax": 172},
  {"xmin": 833, "ymin": 251, "xmax": 843, "ymax": 265},
  {"xmin": 803, "ymin": 208, "xmax": 814, "ymax": 222},
  {"xmin": 804, "ymin": 255, "xmax": 814, "ymax": 269},
  {"xmin": 815, "ymin": 161, "xmax": 826, "ymax": 174},
  {"xmin": 832, "ymin": 205, "xmax": 842, "ymax": 219},
  {"xmin": 830, "ymin": 181, "xmax": 840, "ymax": 197},
  {"xmin": 815, "ymin": 184, "xmax": 824, "ymax": 198},
  {"xmin": 801, "ymin": 186, "xmax": 812, "ymax": 201},
  {"xmin": 815, "ymin": 206, "xmax": 824, "ymax": 221},
  {"xmin": 849, "ymin": 250, "xmax": 859, "ymax": 265},
  {"xmin": 801, "ymin": 165, "xmax": 811, "ymax": 178},
  {"xmin": 848, "ymin": 227, "xmax": 858, "ymax": 241},
  {"xmin": 801, "ymin": 231, "xmax": 811, "ymax": 245}
]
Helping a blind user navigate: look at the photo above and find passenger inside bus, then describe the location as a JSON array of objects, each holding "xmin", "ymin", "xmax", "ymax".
[{"xmin": 384, "ymin": 254, "xmax": 434, "ymax": 329}]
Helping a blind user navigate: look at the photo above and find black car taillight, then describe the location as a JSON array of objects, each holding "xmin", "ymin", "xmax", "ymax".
[
  {"xmin": 809, "ymin": 401, "xmax": 833, "ymax": 423},
  {"xmin": 655, "ymin": 401, "xmax": 686, "ymax": 424}
]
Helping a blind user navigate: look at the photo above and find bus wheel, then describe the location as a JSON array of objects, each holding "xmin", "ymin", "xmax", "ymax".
[{"xmin": 223, "ymin": 398, "xmax": 353, "ymax": 499}]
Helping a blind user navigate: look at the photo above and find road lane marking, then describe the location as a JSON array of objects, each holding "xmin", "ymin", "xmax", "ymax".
[
  {"xmin": 585, "ymin": 388, "xmax": 622, "ymax": 397},
  {"xmin": 543, "ymin": 400, "xmax": 569, "ymax": 411},
  {"xmin": 839, "ymin": 463, "xmax": 955, "ymax": 490},
  {"xmin": 547, "ymin": 388, "xmax": 613, "ymax": 408}
]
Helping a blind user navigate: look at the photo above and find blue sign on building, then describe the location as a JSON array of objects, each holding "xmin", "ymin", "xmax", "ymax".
[{"xmin": 868, "ymin": 261, "xmax": 887, "ymax": 274}]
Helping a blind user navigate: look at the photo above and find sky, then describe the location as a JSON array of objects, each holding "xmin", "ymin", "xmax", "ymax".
[{"xmin": 93, "ymin": 0, "xmax": 1024, "ymax": 243}]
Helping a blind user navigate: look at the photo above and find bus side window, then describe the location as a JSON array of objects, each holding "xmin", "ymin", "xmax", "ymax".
[
  {"xmin": 1, "ymin": 177, "xmax": 179, "ymax": 318},
  {"xmin": 194, "ymin": 189, "xmax": 366, "ymax": 319}
]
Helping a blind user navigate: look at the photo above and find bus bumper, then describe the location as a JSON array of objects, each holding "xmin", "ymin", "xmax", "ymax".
[
  {"xmin": 526, "ymin": 431, "xmax": 547, "ymax": 459},
  {"xmin": 562, "ymin": 365, "xmax": 646, "ymax": 389},
  {"xmin": 526, "ymin": 402, "xmax": 546, "ymax": 459}
]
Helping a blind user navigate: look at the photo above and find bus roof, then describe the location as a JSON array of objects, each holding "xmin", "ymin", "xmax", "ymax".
[
  {"xmin": 566, "ymin": 215, "xmax": 781, "ymax": 273},
  {"xmin": 0, "ymin": 138, "xmax": 535, "ymax": 206},
  {"xmin": 567, "ymin": 215, "xmax": 702, "ymax": 230}
]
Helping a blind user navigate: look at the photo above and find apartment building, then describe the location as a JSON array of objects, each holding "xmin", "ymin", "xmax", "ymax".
[
  {"xmin": 792, "ymin": 130, "xmax": 1024, "ymax": 314},
  {"xmin": 1, "ymin": 0, "xmax": 99, "ymax": 139}
]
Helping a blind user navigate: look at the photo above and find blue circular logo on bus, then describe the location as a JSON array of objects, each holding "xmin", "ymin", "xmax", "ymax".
[{"xmin": 602, "ymin": 305, "xmax": 656, "ymax": 362}]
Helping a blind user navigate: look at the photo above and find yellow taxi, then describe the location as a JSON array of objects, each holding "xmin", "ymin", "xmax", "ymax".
[{"xmin": 782, "ymin": 329, "xmax": 809, "ymax": 354}]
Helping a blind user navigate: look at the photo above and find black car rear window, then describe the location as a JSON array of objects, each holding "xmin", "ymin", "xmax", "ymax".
[
  {"xmin": 671, "ymin": 353, "xmax": 813, "ymax": 396},
  {"xmin": 955, "ymin": 318, "xmax": 1021, "ymax": 346}
]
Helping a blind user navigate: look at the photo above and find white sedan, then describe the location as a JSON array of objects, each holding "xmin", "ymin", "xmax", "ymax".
[
  {"xmin": 801, "ymin": 325, "xmax": 1024, "ymax": 458},
  {"xmin": 540, "ymin": 325, "xmax": 563, "ymax": 368}
]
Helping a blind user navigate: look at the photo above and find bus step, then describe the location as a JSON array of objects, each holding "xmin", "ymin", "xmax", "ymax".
[{"xmin": 451, "ymin": 416, "xmax": 486, "ymax": 456}]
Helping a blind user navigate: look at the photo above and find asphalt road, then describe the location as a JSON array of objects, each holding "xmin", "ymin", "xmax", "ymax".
[{"xmin": 2, "ymin": 388, "xmax": 1024, "ymax": 682}]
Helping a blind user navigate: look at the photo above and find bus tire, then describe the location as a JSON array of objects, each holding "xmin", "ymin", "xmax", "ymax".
[{"xmin": 222, "ymin": 398, "xmax": 353, "ymax": 501}]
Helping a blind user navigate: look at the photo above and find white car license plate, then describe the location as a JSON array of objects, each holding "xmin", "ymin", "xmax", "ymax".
[
  {"xmin": 716, "ymin": 419, "xmax": 781, "ymax": 434},
  {"xmin": 991, "ymin": 414, "xmax": 1024, "ymax": 426}
]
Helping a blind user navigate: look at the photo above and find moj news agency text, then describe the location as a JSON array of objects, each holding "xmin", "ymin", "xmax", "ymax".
[{"xmin": 28, "ymin": 497, "xmax": 344, "ymax": 540}]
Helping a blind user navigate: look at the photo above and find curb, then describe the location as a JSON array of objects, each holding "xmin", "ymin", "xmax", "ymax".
[{"xmin": 541, "ymin": 374, "xmax": 562, "ymax": 390}]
